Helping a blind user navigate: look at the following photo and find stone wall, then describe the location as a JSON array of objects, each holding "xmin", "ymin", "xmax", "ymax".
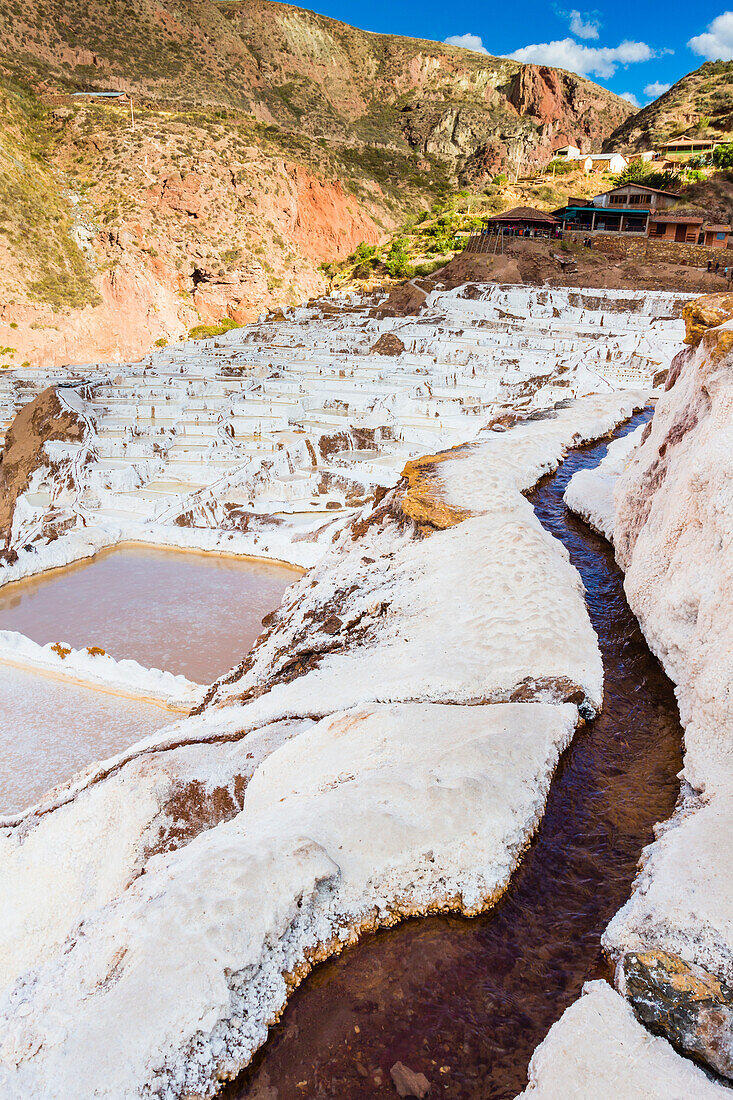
[{"xmin": 563, "ymin": 230, "xmax": 732, "ymax": 266}]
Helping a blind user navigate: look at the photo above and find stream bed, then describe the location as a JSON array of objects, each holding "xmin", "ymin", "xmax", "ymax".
[{"xmin": 222, "ymin": 410, "xmax": 685, "ymax": 1099}]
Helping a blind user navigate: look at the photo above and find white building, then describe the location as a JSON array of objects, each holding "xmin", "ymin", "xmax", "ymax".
[
  {"xmin": 581, "ymin": 153, "xmax": 629, "ymax": 173},
  {"xmin": 554, "ymin": 144, "xmax": 581, "ymax": 160}
]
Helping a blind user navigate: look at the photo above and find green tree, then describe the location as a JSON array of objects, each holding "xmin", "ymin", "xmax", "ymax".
[
  {"xmin": 713, "ymin": 143, "xmax": 733, "ymax": 169},
  {"xmin": 384, "ymin": 237, "xmax": 413, "ymax": 277},
  {"xmin": 613, "ymin": 161, "xmax": 681, "ymax": 190}
]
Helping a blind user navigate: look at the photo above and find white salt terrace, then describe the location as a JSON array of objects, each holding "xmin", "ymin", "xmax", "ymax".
[
  {"xmin": 0, "ymin": 287, "xmax": 691, "ymax": 817},
  {"xmin": 0, "ymin": 283, "xmax": 709, "ymax": 1099},
  {"xmin": 0, "ymin": 285, "xmax": 689, "ymax": 532}
]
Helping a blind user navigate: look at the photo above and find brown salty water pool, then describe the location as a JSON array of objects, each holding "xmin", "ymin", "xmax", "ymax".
[
  {"xmin": 221, "ymin": 410, "xmax": 685, "ymax": 1099},
  {"xmin": 0, "ymin": 666, "xmax": 171, "ymax": 815},
  {"xmin": 0, "ymin": 546, "xmax": 301, "ymax": 683}
]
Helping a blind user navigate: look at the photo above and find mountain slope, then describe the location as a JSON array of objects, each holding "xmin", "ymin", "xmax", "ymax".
[
  {"xmin": 0, "ymin": 0, "xmax": 635, "ymax": 368},
  {"xmin": 1, "ymin": 0, "xmax": 632, "ymax": 159},
  {"xmin": 606, "ymin": 61, "xmax": 733, "ymax": 152}
]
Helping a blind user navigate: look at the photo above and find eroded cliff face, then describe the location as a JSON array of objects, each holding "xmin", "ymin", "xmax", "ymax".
[
  {"xmin": 613, "ymin": 293, "xmax": 733, "ymax": 790},
  {"xmin": 0, "ymin": 387, "xmax": 87, "ymax": 551},
  {"xmin": 0, "ymin": 105, "xmax": 387, "ymax": 368}
]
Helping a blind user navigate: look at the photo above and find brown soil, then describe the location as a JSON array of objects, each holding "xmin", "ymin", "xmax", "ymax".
[
  {"xmin": 373, "ymin": 240, "xmax": 729, "ymax": 317},
  {"xmin": 369, "ymin": 333, "xmax": 406, "ymax": 356},
  {"xmin": 0, "ymin": 386, "xmax": 85, "ymax": 547}
]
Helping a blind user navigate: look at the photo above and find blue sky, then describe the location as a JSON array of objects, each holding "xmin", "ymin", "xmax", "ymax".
[{"xmin": 293, "ymin": 2, "xmax": 733, "ymax": 107}]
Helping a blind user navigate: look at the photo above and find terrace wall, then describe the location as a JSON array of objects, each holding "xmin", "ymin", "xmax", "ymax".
[{"xmin": 563, "ymin": 230, "xmax": 732, "ymax": 265}]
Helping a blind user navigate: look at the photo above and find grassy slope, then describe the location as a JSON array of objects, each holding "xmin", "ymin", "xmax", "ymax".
[
  {"xmin": 327, "ymin": 166, "xmax": 619, "ymax": 287},
  {"xmin": 0, "ymin": 78, "xmax": 98, "ymax": 311},
  {"xmin": 607, "ymin": 61, "xmax": 733, "ymax": 152}
]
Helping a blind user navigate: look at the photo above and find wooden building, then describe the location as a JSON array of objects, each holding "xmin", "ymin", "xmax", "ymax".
[
  {"xmin": 482, "ymin": 207, "xmax": 561, "ymax": 236},
  {"xmin": 463, "ymin": 208, "xmax": 561, "ymax": 252},
  {"xmin": 554, "ymin": 184, "xmax": 680, "ymax": 236},
  {"xmin": 702, "ymin": 224, "xmax": 732, "ymax": 248},
  {"xmin": 663, "ymin": 137, "xmax": 719, "ymax": 156},
  {"xmin": 648, "ymin": 207, "xmax": 705, "ymax": 244}
]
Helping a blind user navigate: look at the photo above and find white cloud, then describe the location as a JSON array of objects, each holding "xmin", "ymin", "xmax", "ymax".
[
  {"xmin": 644, "ymin": 81, "xmax": 671, "ymax": 97},
  {"xmin": 444, "ymin": 33, "xmax": 489, "ymax": 54},
  {"xmin": 504, "ymin": 38, "xmax": 655, "ymax": 79},
  {"xmin": 568, "ymin": 10, "xmax": 600, "ymax": 39},
  {"xmin": 688, "ymin": 11, "xmax": 733, "ymax": 60},
  {"xmin": 619, "ymin": 91, "xmax": 641, "ymax": 107}
]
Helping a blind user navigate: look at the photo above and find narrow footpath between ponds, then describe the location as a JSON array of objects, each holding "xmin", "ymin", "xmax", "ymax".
[{"xmin": 223, "ymin": 409, "xmax": 684, "ymax": 1100}]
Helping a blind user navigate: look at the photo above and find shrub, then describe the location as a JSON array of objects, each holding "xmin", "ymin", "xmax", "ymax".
[
  {"xmin": 493, "ymin": 173, "xmax": 509, "ymax": 185},
  {"xmin": 713, "ymin": 143, "xmax": 733, "ymax": 169},
  {"xmin": 546, "ymin": 159, "xmax": 575, "ymax": 176},
  {"xmin": 188, "ymin": 318, "xmax": 239, "ymax": 340},
  {"xmin": 613, "ymin": 161, "xmax": 681, "ymax": 190},
  {"xmin": 351, "ymin": 241, "xmax": 377, "ymax": 263},
  {"xmin": 413, "ymin": 259, "xmax": 445, "ymax": 276},
  {"xmin": 154, "ymin": 336, "xmax": 168, "ymax": 347},
  {"xmin": 384, "ymin": 237, "xmax": 413, "ymax": 278}
]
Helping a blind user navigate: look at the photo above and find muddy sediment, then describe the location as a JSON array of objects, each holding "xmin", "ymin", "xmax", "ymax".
[{"xmin": 221, "ymin": 410, "xmax": 684, "ymax": 1100}]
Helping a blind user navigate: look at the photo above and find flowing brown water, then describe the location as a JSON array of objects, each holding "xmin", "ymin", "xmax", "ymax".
[
  {"xmin": 222, "ymin": 411, "xmax": 685, "ymax": 1099},
  {"xmin": 0, "ymin": 546, "xmax": 300, "ymax": 683}
]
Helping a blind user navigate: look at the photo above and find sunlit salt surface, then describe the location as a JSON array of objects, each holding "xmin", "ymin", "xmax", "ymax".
[
  {"xmin": 223, "ymin": 411, "xmax": 685, "ymax": 1100},
  {"xmin": 0, "ymin": 546, "xmax": 300, "ymax": 682},
  {"xmin": 0, "ymin": 666, "xmax": 172, "ymax": 814}
]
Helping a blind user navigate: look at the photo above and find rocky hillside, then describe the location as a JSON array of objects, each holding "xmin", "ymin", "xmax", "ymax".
[
  {"xmin": 0, "ymin": 0, "xmax": 634, "ymax": 367},
  {"xmin": 606, "ymin": 61, "xmax": 733, "ymax": 152}
]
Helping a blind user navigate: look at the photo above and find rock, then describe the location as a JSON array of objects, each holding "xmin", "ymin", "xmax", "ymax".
[
  {"xmin": 390, "ymin": 1061, "xmax": 431, "ymax": 1097},
  {"xmin": 621, "ymin": 950, "xmax": 733, "ymax": 1080},
  {"xmin": 370, "ymin": 332, "xmax": 406, "ymax": 356},
  {"xmin": 682, "ymin": 292, "xmax": 733, "ymax": 347}
]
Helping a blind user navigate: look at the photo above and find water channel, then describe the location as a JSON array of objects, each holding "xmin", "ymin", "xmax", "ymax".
[{"xmin": 223, "ymin": 410, "xmax": 685, "ymax": 1099}]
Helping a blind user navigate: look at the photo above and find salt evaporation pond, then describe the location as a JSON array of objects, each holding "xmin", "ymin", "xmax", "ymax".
[
  {"xmin": 0, "ymin": 546, "xmax": 300, "ymax": 683},
  {"xmin": 0, "ymin": 666, "xmax": 171, "ymax": 814},
  {"xmin": 224, "ymin": 411, "xmax": 685, "ymax": 1099}
]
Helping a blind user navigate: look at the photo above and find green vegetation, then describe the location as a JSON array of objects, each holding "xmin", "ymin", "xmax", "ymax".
[
  {"xmin": 546, "ymin": 159, "xmax": 576, "ymax": 176},
  {"xmin": 713, "ymin": 144, "xmax": 733, "ymax": 169},
  {"xmin": 154, "ymin": 336, "xmax": 168, "ymax": 347},
  {"xmin": 383, "ymin": 237, "xmax": 413, "ymax": 278},
  {"xmin": 188, "ymin": 318, "xmax": 239, "ymax": 340},
  {"xmin": 0, "ymin": 77, "xmax": 99, "ymax": 310},
  {"xmin": 613, "ymin": 161, "xmax": 682, "ymax": 191}
]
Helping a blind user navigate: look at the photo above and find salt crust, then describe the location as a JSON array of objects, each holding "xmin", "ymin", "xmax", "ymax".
[
  {"xmin": 0, "ymin": 630, "xmax": 200, "ymax": 706},
  {"xmin": 562, "ymin": 422, "xmax": 645, "ymax": 541},
  {"xmin": 209, "ymin": 392, "xmax": 649, "ymax": 721},
  {"xmin": 518, "ymin": 980, "xmax": 729, "ymax": 1098},
  {"xmin": 0, "ymin": 289, "xmax": 672, "ymax": 1097},
  {"xmin": 0, "ymin": 702, "xmax": 577, "ymax": 1099},
  {"xmin": 560, "ymin": 323, "xmax": 733, "ymax": 1081},
  {"xmin": 0, "ymin": 388, "xmax": 640, "ymax": 1098},
  {"xmin": 588, "ymin": 328, "xmax": 733, "ymax": 983},
  {"xmin": 0, "ymin": 715, "xmax": 308, "ymax": 995}
]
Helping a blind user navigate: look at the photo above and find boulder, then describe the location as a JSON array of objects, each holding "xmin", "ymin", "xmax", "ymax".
[{"xmin": 621, "ymin": 950, "xmax": 733, "ymax": 1080}]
